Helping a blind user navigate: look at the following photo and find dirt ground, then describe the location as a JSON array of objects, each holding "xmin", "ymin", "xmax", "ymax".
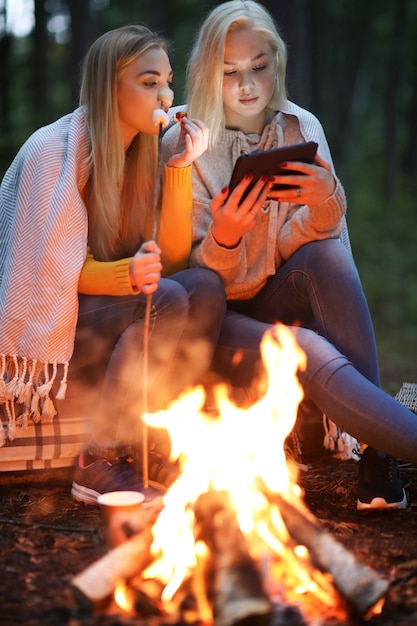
[
  {"xmin": 1, "ymin": 363, "xmax": 417, "ymax": 626},
  {"xmin": 1, "ymin": 455, "xmax": 417, "ymax": 625}
]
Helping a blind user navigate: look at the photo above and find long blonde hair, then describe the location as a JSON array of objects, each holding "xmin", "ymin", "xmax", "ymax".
[
  {"xmin": 80, "ymin": 25, "xmax": 168, "ymax": 261},
  {"xmin": 186, "ymin": 0, "xmax": 287, "ymax": 150}
]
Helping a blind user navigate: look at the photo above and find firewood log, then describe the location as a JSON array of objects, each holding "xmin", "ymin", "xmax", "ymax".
[
  {"xmin": 263, "ymin": 488, "xmax": 389, "ymax": 616},
  {"xmin": 70, "ymin": 498, "xmax": 164, "ymax": 609},
  {"xmin": 194, "ymin": 491, "xmax": 273, "ymax": 626}
]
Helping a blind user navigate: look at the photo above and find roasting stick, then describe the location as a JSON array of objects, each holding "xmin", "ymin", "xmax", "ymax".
[
  {"xmin": 142, "ymin": 90, "xmax": 173, "ymax": 489},
  {"xmin": 142, "ymin": 297, "xmax": 152, "ymax": 489}
]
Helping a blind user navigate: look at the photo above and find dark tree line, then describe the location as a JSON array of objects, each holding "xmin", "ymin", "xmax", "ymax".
[
  {"xmin": 2, "ymin": 1, "xmax": 417, "ymax": 192},
  {"xmin": 0, "ymin": 0, "xmax": 416, "ymax": 381}
]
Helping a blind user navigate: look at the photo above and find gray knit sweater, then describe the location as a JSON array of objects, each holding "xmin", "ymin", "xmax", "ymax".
[{"xmin": 162, "ymin": 101, "xmax": 350, "ymax": 300}]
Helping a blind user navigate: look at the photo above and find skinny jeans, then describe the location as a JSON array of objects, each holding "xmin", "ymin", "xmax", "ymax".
[
  {"xmin": 213, "ymin": 240, "xmax": 417, "ymax": 464},
  {"xmin": 69, "ymin": 268, "xmax": 226, "ymax": 453}
]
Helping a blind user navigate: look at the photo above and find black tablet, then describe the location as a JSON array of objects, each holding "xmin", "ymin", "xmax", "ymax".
[{"xmin": 229, "ymin": 141, "xmax": 318, "ymax": 199}]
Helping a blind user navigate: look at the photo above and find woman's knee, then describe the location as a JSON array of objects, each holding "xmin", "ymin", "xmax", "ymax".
[
  {"xmin": 303, "ymin": 239, "xmax": 357, "ymax": 277},
  {"xmin": 172, "ymin": 268, "xmax": 226, "ymax": 312},
  {"xmin": 152, "ymin": 278, "xmax": 189, "ymax": 317},
  {"xmin": 174, "ymin": 267, "xmax": 223, "ymax": 292},
  {"xmin": 292, "ymin": 326, "xmax": 349, "ymax": 384},
  {"xmin": 198, "ymin": 267, "xmax": 224, "ymax": 292},
  {"xmin": 198, "ymin": 269, "xmax": 226, "ymax": 311}
]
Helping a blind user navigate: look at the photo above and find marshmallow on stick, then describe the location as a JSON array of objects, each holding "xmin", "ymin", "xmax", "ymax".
[
  {"xmin": 157, "ymin": 85, "xmax": 174, "ymax": 110},
  {"xmin": 152, "ymin": 85, "xmax": 174, "ymax": 129},
  {"xmin": 152, "ymin": 109, "xmax": 169, "ymax": 128}
]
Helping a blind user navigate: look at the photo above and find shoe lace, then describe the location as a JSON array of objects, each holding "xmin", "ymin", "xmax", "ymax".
[{"xmin": 111, "ymin": 455, "xmax": 137, "ymax": 476}]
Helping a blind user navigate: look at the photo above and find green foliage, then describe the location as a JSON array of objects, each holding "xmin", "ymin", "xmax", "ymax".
[
  {"xmin": 310, "ymin": 0, "xmax": 417, "ymax": 387},
  {"xmin": 346, "ymin": 158, "xmax": 417, "ymax": 388},
  {"xmin": 1, "ymin": 0, "xmax": 416, "ymax": 388}
]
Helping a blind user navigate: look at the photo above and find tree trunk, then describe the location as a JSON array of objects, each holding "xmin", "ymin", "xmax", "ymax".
[
  {"xmin": 68, "ymin": 0, "xmax": 95, "ymax": 105},
  {"xmin": 266, "ymin": 0, "xmax": 313, "ymax": 109},
  {"xmin": 32, "ymin": 0, "xmax": 48, "ymax": 127},
  {"xmin": 384, "ymin": 0, "xmax": 409, "ymax": 202},
  {"xmin": 0, "ymin": 32, "xmax": 12, "ymax": 158}
]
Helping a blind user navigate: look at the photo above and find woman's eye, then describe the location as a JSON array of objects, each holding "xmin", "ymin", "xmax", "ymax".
[
  {"xmin": 224, "ymin": 70, "xmax": 236, "ymax": 77},
  {"xmin": 253, "ymin": 64, "xmax": 267, "ymax": 72}
]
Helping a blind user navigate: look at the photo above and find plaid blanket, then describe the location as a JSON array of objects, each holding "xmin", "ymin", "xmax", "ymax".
[{"xmin": 0, "ymin": 380, "xmax": 91, "ymax": 470}]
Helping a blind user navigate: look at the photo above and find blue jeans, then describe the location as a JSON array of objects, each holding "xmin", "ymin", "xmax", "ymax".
[
  {"xmin": 227, "ymin": 239, "xmax": 379, "ymax": 385},
  {"xmin": 70, "ymin": 268, "xmax": 226, "ymax": 453},
  {"xmin": 213, "ymin": 240, "xmax": 417, "ymax": 464}
]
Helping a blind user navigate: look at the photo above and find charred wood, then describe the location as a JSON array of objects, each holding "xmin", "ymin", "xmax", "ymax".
[
  {"xmin": 70, "ymin": 499, "xmax": 164, "ymax": 609},
  {"xmin": 194, "ymin": 491, "xmax": 273, "ymax": 626},
  {"xmin": 263, "ymin": 487, "xmax": 389, "ymax": 616}
]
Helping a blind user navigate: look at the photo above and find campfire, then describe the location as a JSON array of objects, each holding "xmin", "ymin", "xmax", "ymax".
[{"xmin": 70, "ymin": 325, "xmax": 388, "ymax": 625}]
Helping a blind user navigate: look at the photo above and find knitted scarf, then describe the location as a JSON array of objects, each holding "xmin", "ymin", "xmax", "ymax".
[{"xmin": 0, "ymin": 108, "xmax": 91, "ymax": 441}]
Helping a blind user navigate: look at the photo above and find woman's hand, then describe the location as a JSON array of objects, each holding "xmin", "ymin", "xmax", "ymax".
[
  {"xmin": 129, "ymin": 240, "xmax": 162, "ymax": 295},
  {"xmin": 210, "ymin": 174, "xmax": 273, "ymax": 248},
  {"xmin": 268, "ymin": 153, "xmax": 336, "ymax": 206},
  {"xmin": 166, "ymin": 118, "xmax": 209, "ymax": 168}
]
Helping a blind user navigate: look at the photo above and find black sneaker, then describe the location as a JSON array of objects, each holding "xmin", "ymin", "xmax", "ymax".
[
  {"xmin": 71, "ymin": 453, "xmax": 144, "ymax": 505},
  {"xmin": 357, "ymin": 447, "xmax": 408, "ymax": 511}
]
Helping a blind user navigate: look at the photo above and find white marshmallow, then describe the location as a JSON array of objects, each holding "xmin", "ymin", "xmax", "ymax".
[
  {"xmin": 157, "ymin": 86, "xmax": 174, "ymax": 110},
  {"xmin": 152, "ymin": 109, "xmax": 170, "ymax": 129}
]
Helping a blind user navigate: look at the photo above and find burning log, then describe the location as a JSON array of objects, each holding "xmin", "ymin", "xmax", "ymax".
[
  {"xmin": 70, "ymin": 498, "xmax": 164, "ymax": 610},
  {"xmin": 261, "ymin": 485, "xmax": 389, "ymax": 616},
  {"xmin": 194, "ymin": 490, "xmax": 273, "ymax": 626}
]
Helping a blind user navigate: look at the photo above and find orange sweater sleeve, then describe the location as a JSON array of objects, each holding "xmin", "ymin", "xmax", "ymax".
[
  {"xmin": 78, "ymin": 251, "xmax": 135, "ymax": 296},
  {"xmin": 78, "ymin": 164, "xmax": 192, "ymax": 295},
  {"xmin": 158, "ymin": 164, "xmax": 192, "ymax": 276}
]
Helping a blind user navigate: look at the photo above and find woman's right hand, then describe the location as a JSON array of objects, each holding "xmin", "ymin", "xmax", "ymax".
[
  {"xmin": 129, "ymin": 240, "xmax": 162, "ymax": 294},
  {"xmin": 210, "ymin": 174, "xmax": 273, "ymax": 248},
  {"xmin": 166, "ymin": 118, "xmax": 209, "ymax": 169}
]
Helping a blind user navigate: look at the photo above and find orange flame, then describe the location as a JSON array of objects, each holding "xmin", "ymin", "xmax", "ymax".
[
  {"xmin": 139, "ymin": 324, "xmax": 340, "ymax": 617},
  {"xmin": 114, "ymin": 581, "xmax": 133, "ymax": 614}
]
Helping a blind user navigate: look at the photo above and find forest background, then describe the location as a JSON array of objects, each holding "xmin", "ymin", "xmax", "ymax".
[{"xmin": 0, "ymin": 0, "xmax": 416, "ymax": 395}]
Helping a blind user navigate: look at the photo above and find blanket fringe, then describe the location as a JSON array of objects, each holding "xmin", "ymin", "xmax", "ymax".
[
  {"xmin": 0, "ymin": 354, "xmax": 68, "ymax": 442},
  {"xmin": 0, "ymin": 420, "xmax": 6, "ymax": 447},
  {"xmin": 55, "ymin": 362, "xmax": 68, "ymax": 400}
]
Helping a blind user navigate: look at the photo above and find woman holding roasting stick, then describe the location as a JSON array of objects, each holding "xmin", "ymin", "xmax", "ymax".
[
  {"xmin": 0, "ymin": 25, "xmax": 226, "ymax": 504},
  {"xmin": 162, "ymin": 0, "xmax": 414, "ymax": 510}
]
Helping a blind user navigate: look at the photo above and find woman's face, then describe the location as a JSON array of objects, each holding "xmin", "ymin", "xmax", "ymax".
[
  {"xmin": 117, "ymin": 46, "xmax": 173, "ymax": 149},
  {"xmin": 222, "ymin": 27, "xmax": 277, "ymax": 134}
]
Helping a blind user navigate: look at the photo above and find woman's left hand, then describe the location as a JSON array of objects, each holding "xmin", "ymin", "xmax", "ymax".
[
  {"xmin": 268, "ymin": 153, "xmax": 336, "ymax": 206},
  {"xmin": 167, "ymin": 118, "xmax": 209, "ymax": 168}
]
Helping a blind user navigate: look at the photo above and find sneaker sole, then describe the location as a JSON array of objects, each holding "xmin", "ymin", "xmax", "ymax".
[
  {"xmin": 71, "ymin": 480, "xmax": 164, "ymax": 508},
  {"xmin": 148, "ymin": 479, "xmax": 168, "ymax": 493},
  {"xmin": 357, "ymin": 492, "xmax": 408, "ymax": 511},
  {"xmin": 71, "ymin": 481, "xmax": 99, "ymax": 505}
]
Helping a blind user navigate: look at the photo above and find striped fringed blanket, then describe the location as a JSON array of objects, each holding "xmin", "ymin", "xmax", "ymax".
[{"xmin": 0, "ymin": 107, "xmax": 91, "ymax": 444}]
